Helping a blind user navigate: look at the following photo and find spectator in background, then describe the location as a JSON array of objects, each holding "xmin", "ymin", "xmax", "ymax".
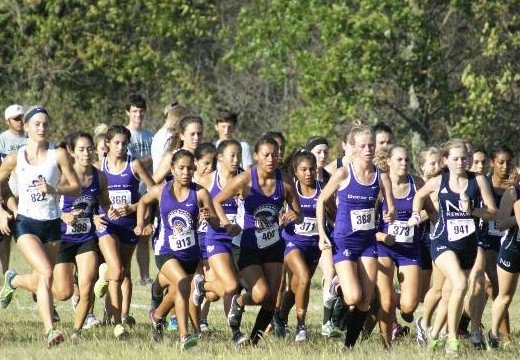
[
  {"xmin": 125, "ymin": 94, "xmax": 154, "ymax": 285},
  {"xmin": 214, "ymin": 109, "xmax": 253, "ymax": 170},
  {"xmin": 151, "ymin": 102, "xmax": 188, "ymax": 173},
  {"xmin": 0, "ymin": 104, "xmax": 28, "ymax": 273}
]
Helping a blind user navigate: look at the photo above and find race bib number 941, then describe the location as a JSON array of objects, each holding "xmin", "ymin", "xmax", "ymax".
[{"xmin": 447, "ymin": 218, "xmax": 476, "ymax": 241}]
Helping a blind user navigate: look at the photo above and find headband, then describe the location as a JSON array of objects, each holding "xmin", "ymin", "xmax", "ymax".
[
  {"xmin": 23, "ymin": 107, "xmax": 49, "ymax": 123},
  {"xmin": 305, "ymin": 137, "xmax": 329, "ymax": 151}
]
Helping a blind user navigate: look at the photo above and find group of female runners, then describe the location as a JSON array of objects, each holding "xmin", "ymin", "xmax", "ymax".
[{"xmin": 1, "ymin": 105, "xmax": 519, "ymax": 356}]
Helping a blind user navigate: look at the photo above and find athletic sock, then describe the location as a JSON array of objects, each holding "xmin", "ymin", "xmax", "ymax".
[
  {"xmin": 250, "ymin": 306, "xmax": 275, "ymax": 345},
  {"xmin": 344, "ymin": 308, "xmax": 368, "ymax": 348},
  {"xmin": 323, "ymin": 305, "xmax": 333, "ymax": 325}
]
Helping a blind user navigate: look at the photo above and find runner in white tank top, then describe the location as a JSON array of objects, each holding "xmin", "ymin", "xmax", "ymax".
[{"xmin": 0, "ymin": 106, "xmax": 80, "ymax": 348}]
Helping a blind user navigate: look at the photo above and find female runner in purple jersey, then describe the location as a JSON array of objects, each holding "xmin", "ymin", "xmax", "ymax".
[
  {"xmin": 53, "ymin": 132, "xmax": 119, "ymax": 338},
  {"xmin": 374, "ymin": 145, "xmax": 426, "ymax": 348},
  {"xmin": 93, "ymin": 125, "xmax": 155, "ymax": 339},
  {"xmin": 136, "ymin": 149, "xmax": 219, "ymax": 349},
  {"xmin": 214, "ymin": 135, "xmax": 302, "ymax": 345},
  {"xmin": 196, "ymin": 139, "xmax": 248, "ymax": 344},
  {"xmin": 408, "ymin": 139, "xmax": 496, "ymax": 355},
  {"xmin": 317, "ymin": 124, "xmax": 395, "ymax": 349},
  {"xmin": 277, "ymin": 149, "xmax": 324, "ymax": 342}
]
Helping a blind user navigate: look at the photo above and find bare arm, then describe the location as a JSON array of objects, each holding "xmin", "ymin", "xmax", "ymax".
[
  {"xmin": 379, "ymin": 172, "xmax": 395, "ymax": 222},
  {"xmin": 472, "ymin": 174, "xmax": 497, "ymax": 220},
  {"xmin": 135, "ymin": 184, "xmax": 162, "ymax": 235},
  {"xmin": 132, "ymin": 159, "xmax": 156, "ymax": 188},
  {"xmin": 213, "ymin": 171, "xmax": 249, "ymax": 236},
  {"xmin": 497, "ymin": 187, "xmax": 518, "ymax": 231},
  {"xmin": 153, "ymin": 153, "xmax": 172, "ymax": 184},
  {"xmin": 197, "ymin": 185, "xmax": 220, "ymax": 228},
  {"xmin": 317, "ymin": 167, "xmax": 347, "ymax": 250},
  {"xmin": 280, "ymin": 173, "xmax": 303, "ymax": 224},
  {"xmin": 408, "ymin": 176, "xmax": 441, "ymax": 226},
  {"xmin": 54, "ymin": 148, "xmax": 81, "ymax": 197}
]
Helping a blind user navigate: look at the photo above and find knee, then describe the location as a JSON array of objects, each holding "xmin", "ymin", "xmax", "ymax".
[
  {"xmin": 297, "ymin": 272, "xmax": 311, "ymax": 289},
  {"xmin": 252, "ymin": 283, "xmax": 269, "ymax": 304},
  {"xmin": 344, "ymin": 290, "xmax": 362, "ymax": 307},
  {"xmin": 206, "ymin": 292, "xmax": 220, "ymax": 302},
  {"xmin": 37, "ymin": 267, "xmax": 54, "ymax": 287},
  {"xmin": 107, "ymin": 264, "xmax": 123, "ymax": 281},
  {"xmin": 223, "ymin": 280, "xmax": 238, "ymax": 296},
  {"xmin": 497, "ymin": 294, "xmax": 513, "ymax": 306},
  {"xmin": 400, "ymin": 299, "xmax": 418, "ymax": 315},
  {"xmin": 54, "ymin": 284, "xmax": 74, "ymax": 301},
  {"xmin": 452, "ymin": 276, "xmax": 468, "ymax": 295}
]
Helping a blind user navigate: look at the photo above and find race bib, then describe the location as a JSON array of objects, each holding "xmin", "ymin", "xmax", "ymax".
[
  {"xmin": 294, "ymin": 217, "xmax": 318, "ymax": 237},
  {"xmin": 226, "ymin": 214, "xmax": 237, "ymax": 224},
  {"xmin": 447, "ymin": 218, "xmax": 476, "ymax": 241},
  {"xmin": 488, "ymin": 221, "xmax": 505, "ymax": 237},
  {"xmin": 388, "ymin": 220, "xmax": 414, "ymax": 243},
  {"xmin": 350, "ymin": 208, "xmax": 375, "ymax": 231},
  {"xmin": 198, "ymin": 220, "xmax": 208, "ymax": 233},
  {"xmin": 109, "ymin": 190, "xmax": 131, "ymax": 206},
  {"xmin": 66, "ymin": 218, "xmax": 92, "ymax": 235},
  {"xmin": 255, "ymin": 225, "xmax": 280, "ymax": 249},
  {"xmin": 168, "ymin": 230, "xmax": 196, "ymax": 251}
]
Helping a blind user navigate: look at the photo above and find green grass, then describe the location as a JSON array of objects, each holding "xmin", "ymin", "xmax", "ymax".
[{"xmin": 1, "ymin": 246, "xmax": 519, "ymax": 359}]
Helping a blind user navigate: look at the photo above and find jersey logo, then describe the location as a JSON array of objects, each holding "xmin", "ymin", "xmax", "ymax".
[
  {"xmin": 499, "ymin": 258, "xmax": 511, "ymax": 268},
  {"xmin": 343, "ymin": 249, "xmax": 351, "ymax": 257},
  {"xmin": 445, "ymin": 200, "xmax": 462, "ymax": 212},
  {"xmin": 371, "ymin": 185, "xmax": 378, "ymax": 189},
  {"xmin": 440, "ymin": 187, "xmax": 448, "ymax": 194},
  {"xmin": 207, "ymin": 245, "xmax": 215, "ymax": 253},
  {"xmin": 120, "ymin": 173, "xmax": 128, "ymax": 177},
  {"xmin": 406, "ymin": 197, "xmax": 413, "ymax": 201}
]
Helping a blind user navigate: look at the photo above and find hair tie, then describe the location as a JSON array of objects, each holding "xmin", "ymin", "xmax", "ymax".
[
  {"xmin": 305, "ymin": 137, "xmax": 329, "ymax": 151},
  {"xmin": 23, "ymin": 106, "xmax": 49, "ymax": 123}
]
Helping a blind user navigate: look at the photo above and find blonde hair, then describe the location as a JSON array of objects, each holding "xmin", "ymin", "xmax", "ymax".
[
  {"xmin": 433, "ymin": 138, "xmax": 467, "ymax": 176},
  {"xmin": 347, "ymin": 124, "xmax": 373, "ymax": 146},
  {"xmin": 417, "ymin": 146, "xmax": 441, "ymax": 176},
  {"xmin": 94, "ymin": 123, "xmax": 109, "ymax": 136},
  {"xmin": 165, "ymin": 105, "xmax": 188, "ymax": 124},
  {"xmin": 373, "ymin": 144, "xmax": 407, "ymax": 173}
]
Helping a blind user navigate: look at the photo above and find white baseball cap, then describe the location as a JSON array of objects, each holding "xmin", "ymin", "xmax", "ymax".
[{"xmin": 4, "ymin": 104, "xmax": 26, "ymax": 120}]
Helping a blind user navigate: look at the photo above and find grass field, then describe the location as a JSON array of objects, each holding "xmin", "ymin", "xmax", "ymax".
[{"xmin": 0, "ymin": 247, "xmax": 518, "ymax": 360}]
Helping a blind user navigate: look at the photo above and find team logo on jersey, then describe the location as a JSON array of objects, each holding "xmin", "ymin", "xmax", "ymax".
[
  {"xmin": 207, "ymin": 245, "xmax": 215, "ymax": 253},
  {"xmin": 28, "ymin": 175, "xmax": 47, "ymax": 191},
  {"xmin": 343, "ymin": 249, "xmax": 351, "ymax": 257},
  {"xmin": 167, "ymin": 209, "xmax": 194, "ymax": 235},
  {"xmin": 253, "ymin": 204, "xmax": 279, "ymax": 230},
  {"xmin": 499, "ymin": 258, "xmax": 511, "ymax": 268},
  {"xmin": 71, "ymin": 195, "xmax": 96, "ymax": 217}
]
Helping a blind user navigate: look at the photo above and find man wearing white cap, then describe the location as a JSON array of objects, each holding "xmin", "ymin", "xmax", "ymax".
[{"xmin": 0, "ymin": 104, "xmax": 28, "ymax": 273}]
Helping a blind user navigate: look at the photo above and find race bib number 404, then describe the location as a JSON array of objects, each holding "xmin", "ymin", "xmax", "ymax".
[
  {"xmin": 350, "ymin": 208, "xmax": 375, "ymax": 231},
  {"xmin": 447, "ymin": 218, "xmax": 476, "ymax": 242},
  {"xmin": 168, "ymin": 231, "xmax": 196, "ymax": 251},
  {"xmin": 388, "ymin": 220, "xmax": 414, "ymax": 243},
  {"xmin": 255, "ymin": 225, "xmax": 280, "ymax": 249}
]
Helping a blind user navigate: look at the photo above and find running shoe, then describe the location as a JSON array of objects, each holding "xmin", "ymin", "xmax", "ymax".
[
  {"xmin": 0, "ymin": 269, "xmax": 17, "ymax": 308},
  {"xmin": 294, "ymin": 324, "xmax": 307, "ymax": 342},
  {"xmin": 180, "ymin": 334, "xmax": 198, "ymax": 350},
  {"xmin": 149, "ymin": 310, "xmax": 165, "ymax": 342},
  {"xmin": 114, "ymin": 324, "xmax": 129, "ymax": 339},
  {"xmin": 122, "ymin": 315, "xmax": 136, "ymax": 328},
  {"xmin": 199, "ymin": 319, "xmax": 210, "ymax": 333},
  {"xmin": 70, "ymin": 328, "xmax": 81, "ymax": 343},
  {"xmin": 227, "ymin": 295, "xmax": 244, "ymax": 328},
  {"xmin": 232, "ymin": 331, "xmax": 249, "ymax": 346},
  {"xmin": 192, "ymin": 274, "xmax": 205, "ymax": 306},
  {"xmin": 324, "ymin": 276, "xmax": 340, "ymax": 309},
  {"xmin": 415, "ymin": 316, "xmax": 428, "ymax": 347},
  {"xmin": 45, "ymin": 328, "xmax": 64, "ymax": 347},
  {"xmin": 391, "ymin": 322, "xmax": 409, "ymax": 340},
  {"xmin": 470, "ymin": 329, "xmax": 485, "ymax": 350},
  {"xmin": 83, "ymin": 314, "xmax": 100, "ymax": 329},
  {"xmin": 485, "ymin": 330, "xmax": 500, "ymax": 350},
  {"xmin": 139, "ymin": 278, "xmax": 154, "ymax": 286},
  {"xmin": 71, "ymin": 293, "xmax": 80, "ymax": 310},
  {"xmin": 272, "ymin": 311, "xmax": 287, "ymax": 339},
  {"xmin": 427, "ymin": 334, "xmax": 446, "ymax": 351},
  {"xmin": 445, "ymin": 338, "xmax": 460, "ymax": 357},
  {"xmin": 321, "ymin": 320, "xmax": 341, "ymax": 339},
  {"xmin": 167, "ymin": 315, "xmax": 178, "ymax": 331},
  {"xmin": 94, "ymin": 263, "xmax": 108, "ymax": 298}
]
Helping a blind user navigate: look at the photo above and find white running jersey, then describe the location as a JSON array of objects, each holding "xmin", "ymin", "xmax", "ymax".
[{"xmin": 16, "ymin": 146, "xmax": 62, "ymax": 220}]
